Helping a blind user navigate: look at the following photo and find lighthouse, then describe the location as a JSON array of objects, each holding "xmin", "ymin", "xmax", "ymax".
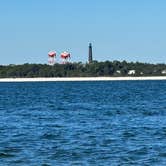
[{"xmin": 88, "ymin": 43, "xmax": 93, "ymax": 63}]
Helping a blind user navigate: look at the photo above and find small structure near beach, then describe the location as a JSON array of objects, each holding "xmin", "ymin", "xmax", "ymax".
[
  {"xmin": 161, "ymin": 70, "xmax": 166, "ymax": 74},
  {"xmin": 128, "ymin": 70, "xmax": 136, "ymax": 75}
]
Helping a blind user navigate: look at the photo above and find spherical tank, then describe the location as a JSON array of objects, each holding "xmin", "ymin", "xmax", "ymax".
[
  {"xmin": 48, "ymin": 51, "xmax": 56, "ymax": 57},
  {"xmin": 61, "ymin": 52, "xmax": 70, "ymax": 59}
]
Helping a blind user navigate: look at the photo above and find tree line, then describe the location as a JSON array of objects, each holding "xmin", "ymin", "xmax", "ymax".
[{"xmin": 0, "ymin": 61, "xmax": 166, "ymax": 78}]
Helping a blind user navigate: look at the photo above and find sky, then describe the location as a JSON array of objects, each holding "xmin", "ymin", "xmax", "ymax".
[{"xmin": 0, "ymin": 0, "xmax": 166, "ymax": 64}]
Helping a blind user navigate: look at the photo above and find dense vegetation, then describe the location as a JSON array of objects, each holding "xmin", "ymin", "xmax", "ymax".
[{"xmin": 1, "ymin": 61, "xmax": 166, "ymax": 78}]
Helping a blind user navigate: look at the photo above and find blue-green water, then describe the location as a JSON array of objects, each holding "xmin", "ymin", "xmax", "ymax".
[{"xmin": 1, "ymin": 81, "xmax": 166, "ymax": 165}]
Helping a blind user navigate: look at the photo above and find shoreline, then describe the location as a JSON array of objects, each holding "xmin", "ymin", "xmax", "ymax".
[{"xmin": 0, "ymin": 76, "xmax": 166, "ymax": 82}]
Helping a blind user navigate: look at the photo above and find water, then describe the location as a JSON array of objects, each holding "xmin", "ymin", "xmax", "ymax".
[{"xmin": 0, "ymin": 81, "xmax": 166, "ymax": 165}]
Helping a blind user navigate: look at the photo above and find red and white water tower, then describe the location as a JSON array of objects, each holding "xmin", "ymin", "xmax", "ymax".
[
  {"xmin": 61, "ymin": 52, "xmax": 71, "ymax": 64},
  {"xmin": 48, "ymin": 51, "xmax": 56, "ymax": 65}
]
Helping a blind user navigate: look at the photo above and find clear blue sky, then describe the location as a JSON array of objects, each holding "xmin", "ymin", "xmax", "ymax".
[{"xmin": 0, "ymin": 0, "xmax": 166, "ymax": 64}]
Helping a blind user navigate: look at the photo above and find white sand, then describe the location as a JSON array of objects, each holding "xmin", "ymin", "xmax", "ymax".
[{"xmin": 0, "ymin": 76, "xmax": 166, "ymax": 82}]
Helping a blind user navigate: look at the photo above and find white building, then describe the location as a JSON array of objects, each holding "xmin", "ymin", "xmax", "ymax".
[
  {"xmin": 140, "ymin": 72, "xmax": 144, "ymax": 75},
  {"xmin": 161, "ymin": 70, "xmax": 166, "ymax": 74},
  {"xmin": 128, "ymin": 70, "xmax": 136, "ymax": 75},
  {"xmin": 116, "ymin": 70, "xmax": 121, "ymax": 74}
]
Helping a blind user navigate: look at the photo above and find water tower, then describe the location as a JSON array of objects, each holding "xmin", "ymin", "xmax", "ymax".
[
  {"xmin": 61, "ymin": 52, "xmax": 71, "ymax": 64},
  {"xmin": 48, "ymin": 51, "xmax": 56, "ymax": 65}
]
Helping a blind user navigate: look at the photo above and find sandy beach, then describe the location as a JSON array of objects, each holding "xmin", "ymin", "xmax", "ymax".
[{"xmin": 0, "ymin": 76, "xmax": 166, "ymax": 82}]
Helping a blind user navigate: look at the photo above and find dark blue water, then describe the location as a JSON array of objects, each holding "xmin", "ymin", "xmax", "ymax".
[{"xmin": 0, "ymin": 81, "xmax": 166, "ymax": 165}]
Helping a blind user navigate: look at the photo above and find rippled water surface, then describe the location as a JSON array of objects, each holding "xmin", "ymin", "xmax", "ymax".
[{"xmin": 1, "ymin": 81, "xmax": 166, "ymax": 165}]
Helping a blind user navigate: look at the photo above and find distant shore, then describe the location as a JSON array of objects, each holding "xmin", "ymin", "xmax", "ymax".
[{"xmin": 1, "ymin": 76, "xmax": 166, "ymax": 82}]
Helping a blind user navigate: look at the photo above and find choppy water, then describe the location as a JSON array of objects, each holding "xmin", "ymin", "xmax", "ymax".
[{"xmin": 1, "ymin": 81, "xmax": 166, "ymax": 165}]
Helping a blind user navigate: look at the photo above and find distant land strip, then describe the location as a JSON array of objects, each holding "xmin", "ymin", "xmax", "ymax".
[
  {"xmin": 1, "ymin": 77, "xmax": 166, "ymax": 82},
  {"xmin": 1, "ymin": 61, "xmax": 166, "ymax": 78}
]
